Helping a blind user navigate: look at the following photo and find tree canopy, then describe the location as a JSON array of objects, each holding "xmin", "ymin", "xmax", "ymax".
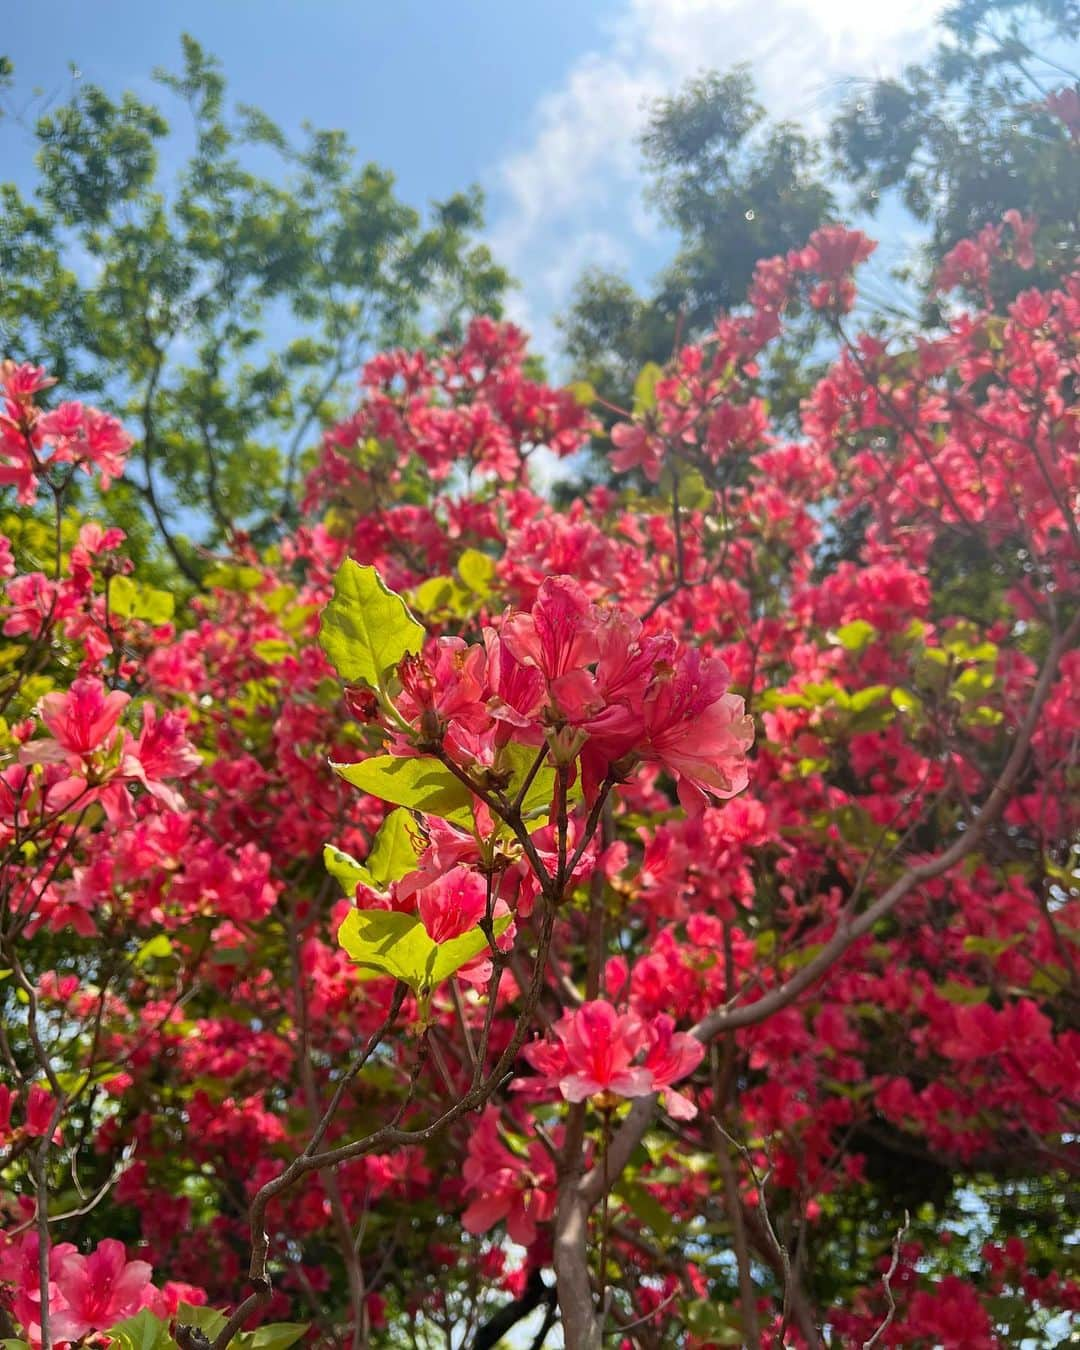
[{"xmin": 0, "ymin": 36, "xmax": 509, "ymax": 578}]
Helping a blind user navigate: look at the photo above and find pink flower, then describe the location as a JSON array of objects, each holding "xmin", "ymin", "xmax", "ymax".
[
  {"xmin": 0, "ymin": 1083, "xmax": 13, "ymax": 1138},
  {"xmin": 398, "ymin": 637, "xmax": 491, "ymax": 748},
  {"xmin": 25, "ymin": 1084, "xmax": 61, "ymax": 1142},
  {"xmin": 2, "ymin": 361, "xmax": 55, "ymax": 401},
  {"xmin": 501, "ymin": 577, "xmax": 601, "ymax": 707},
  {"xmin": 610, "ymin": 423, "xmax": 664, "ymax": 481},
  {"xmin": 460, "ymin": 1108, "xmax": 555, "ymax": 1246},
  {"xmin": 482, "ymin": 628, "xmax": 546, "ymax": 743},
  {"xmin": 643, "ymin": 1015, "xmax": 705, "ymax": 1119},
  {"xmin": 121, "ymin": 704, "xmax": 201, "ymax": 809},
  {"xmin": 1046, "ymin": 85, "xmax": 1080, "ymax": 136},
  {"xmin": 37, "ymin": 678, "xmax": 130, "ymax": 760},
  {"xmin": 51, "ymin": 1240, "xmax": 153, "ymax": 1342},
  {"xmin": 547, "ymin": 1000, "xmax": 652, "ymax": 1103},
  {"xmin": 393, "ymin": 818, "xmax": 480, "ymax": 902},
  {"xmin": 0, "ymin": 1234, "xmax": 77, "ymax": 1349},
  {"xmin": 1002, "ymin": 209, "xmax": 1037, "ymax": 270},
  {"xmin": 416, "ymin": 865, "xmax": 488, "ymax": 943},
  {"xmin": 38, "ymin": 403, "xmax": 131, "ymax": 490},
  {"xmin": 640, "ymin": 648, "xmax": 754, "ymax": 814},
  {"xmin": 517, "ymin": 1001, "xmax": 705, "ymax": 1112}
]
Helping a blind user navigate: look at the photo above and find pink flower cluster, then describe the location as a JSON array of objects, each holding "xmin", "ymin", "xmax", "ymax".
[
  {"xmin": 515, "ymin": 999, "xmax": 705, "ymax": 1119},
  {"xmin": 460, "ymin": 1108, "xmax": 556, "ymax": 1245},
  {"xmin": 0, "ymin": 361, "xmax": 131, "ymax": 504},
  {"xmin": 0, "ymin": 1235, "xmax": 203, "ymax": 1348},
  {"xmin": 391, "ymin": 575, "xmax": 754, "ymax": 815},
  {"xmin": 7, "ymin": 676, "xmax": 200, "ymax": 837}
]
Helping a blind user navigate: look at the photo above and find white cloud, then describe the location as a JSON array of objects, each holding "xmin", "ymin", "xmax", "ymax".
[{"xmin": 487, "ymin": 0, "xmax": 944, "ymax": 360}]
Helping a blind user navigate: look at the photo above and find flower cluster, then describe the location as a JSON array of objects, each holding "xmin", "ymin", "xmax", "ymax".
[
  {"xmin": 0, "ymin": 1235, "xmax": 204, "ymax": 1348},
  {"xmin": 2, "ymin": 208, "xmax": 1078, "ymax": 1347},
  {"xmin": 388, "ymin": 575, "xmax": 754, "ymax": 814},
  {"xmin": 0, "ymin": 361, "xmax": 131, "ymax": 504},
  {"xmin": 516, "ymin": 1000, "xmax": 705, "ymax": 1119}
]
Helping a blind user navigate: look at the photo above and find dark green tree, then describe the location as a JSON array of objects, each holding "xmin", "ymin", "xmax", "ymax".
[
  {"xmin": 830, "ymin": 0, "xmax": 1080, "ymax": 301},
  {"xmin": 0, "ymin": 37, "xmax": 510, "ymax": 582},
  {"xmin": 559, "ymin": 67, "xmax": 834, "ymax": 416}
]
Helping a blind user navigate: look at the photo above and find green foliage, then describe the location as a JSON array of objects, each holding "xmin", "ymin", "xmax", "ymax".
[
  {"xmin": 410, "ymin": 547, "xmax": 496, "ymax": 622},
  {"xmin": 330, "ymin": 755, "xmax": 475, "ymax": 830},
  {"xmin": 337, "ymin": 907, "xmax": 507, "ymax": 994},
  {"xmin": 560, "ymin": 66, "xmax": 833, "ymax": 421},
  {"xmin": 0, "ymin": 38, "xmax": 510, "ymax": 579},
  {"xmin": 318, "ymin": 560, "xmax": 424, "ymax": 689},
  {"xmin": 108, "ymin": 1306, "xmax": 307, "ymax": 1350},
  {"xmin": 324, "ymin": 810, "xmax": 424, "ymax": 897},
  {"xmin": 830, "ymin": 0, "xmax": 1080, "ymax": 300}
]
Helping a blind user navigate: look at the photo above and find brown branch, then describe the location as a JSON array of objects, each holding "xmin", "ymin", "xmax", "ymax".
[{"xmin": 862, "ymin": 1211, "xmax": 909, "ymax": 1349}]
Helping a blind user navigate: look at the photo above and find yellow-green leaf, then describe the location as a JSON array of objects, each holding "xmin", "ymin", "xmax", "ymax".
[
  {"xmin": 363, "ymin": 808, "xmax": 424, "ymax": 887},
  {"xmin": 457, "ymin": 548, "xmax": 495, "ymax": 596},
  {"xmin": 331, "ymin": 755, "xmax": 475, "ymax": 829},
  {"xmin": 338, "ymin": 908, "xmax": 509, "ymax": 993},
  {"xmin": 319, "ymin": 560, "xmax": 424, "ymax": 688},
  {"xmin": 253, "ymin": 639, "xmax": 291, "ymax": 665},
  {"xmin": 324, "ymin": 843, "xmax": 372, "ymax": 897},
  {"xmin": 833, "ymin": 620, "xmax": 876, "ymax": 652},
  {"xmin": 632, "ymin": 361, "xmax": 663, "ymax": 415}
]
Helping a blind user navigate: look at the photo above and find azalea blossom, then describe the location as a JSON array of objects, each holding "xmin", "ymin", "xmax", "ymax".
[
  {"xmin": 50, "ymin": 1240, "xmax": 153, "ymax": 1342},
  {"xmin": 460, "ymin": 1108, "xmax": 556, "ymax": 1246},
  {"xmin": 639, "ymin": 648, "xmax": 755, "ymax": 814},
  {"xmin": 517, "ymin": 1000, "xmax": 703, "ymax": 1116}
]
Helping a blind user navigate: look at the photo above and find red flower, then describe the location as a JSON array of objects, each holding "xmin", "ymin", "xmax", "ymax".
[
  {"xmin": 36, "ymin": 678, "xmax": 129, "ymax": 760},
  {"xmin": 502, "ymin": 576, "xmax": 601, "ymax": 710},
  {"xmin": 416, "ymin": 865, "xmax": 488, "ymax": 943},
  {"xmin": 461, "ymin": 1108, "xmax": 556, "ymax": 1245},
  {"xmin": 639, "ymin": 648, "xmax": 755, "ymax": 814},
  {"xmin": 642, "ymin": 1015, "xmax": 706, "ymax": 1120},
  {"xmin": 50, "ymin": 1240, "xmax": 153, "ymax": 1342}
]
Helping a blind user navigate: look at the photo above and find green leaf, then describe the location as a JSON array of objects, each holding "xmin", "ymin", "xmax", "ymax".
[
  {"xmin": 848, "ymin": 685, "xmax": 889, "ymax": 713},
  {"xmin": 617, "ymin": 1181, "xmax": 674, "ymax": 1237},
  {"xmin": 457, "ymin": 548, "xmax": 494, "ymax": 596},
  {"xmin": 253, "ymin": 638, "xmax": 291, "ymax": 664},
  {"xmin": 135, "ymin": 933, "xmax": 173, "ymax": 965},
  {"xmin": 236, "ymin": 1324, "xmax": 309, "ymax": 1350},
  {"xmin": 107, "ymin": 574, "xmax": 138, "ymax": 618},
  {"xmin": 106, "ymin": 577, "xmax": 174, "ymax": 626},
  {"xmin": 338, "ymin": 908, "xmax": 509, "ymax": 993},
  {"xmin": 412, "ymin": 575, "xmax": 468, "ymax": 617},
  {"xmin": 324, "ymin": 843, "xmax": 371, "ymax": 897},
  {"xmin": 496, "ymin": 741, "xmax": 558, "ymax": 820},
  {"xmin": 566, "ymin": 379, "xmax": 596, "ymax": 406},
  {"xmin": 364, "ymin": 808, "xmax": 424, "ymax": 887},
  {"xmin": 890, "ymin": 687, "xmax": 922, "ymax": 713},
  {"xmin": 106, "ymin": 1309, "xmax": 175, "ymax": 1350},
  {"xmin": 937, "ymin": 981, "xmax": 990, "ymax": 1005},
  {"xmin": 632, "ymin": 361, "xmax": 663, "ymax": 415},
  {"xmin": 331, "ymin": 755, "xmax": 475, "ymax": 828},
  {"xmin": 683, "ymin": 1299, "xmax": 743, "ymax": 1345},
  {"xmin": 833, "ymin": 619, "xmax": 876, "ymax": 652},
  {"xmin": 961, "ymin": 704, "xmax": 1004, "ymax": 726},
  {"xmin": 205, "ymin": 563, "xmax": 264, "ymax": 592},
  {"xmin": 175, "ymin": 1306, "xmax": 228, "ymax": 1342},
  {"xmin": 134, "ymin": 586, "xmax": 175, "ymax": 625},
  {"xmin": 319, "ymin": 560, "xmax": 424, "ymax": 688},
  {"xmin": 962, "ymin": 933, "xmax": 1023, "ymax": 958}
]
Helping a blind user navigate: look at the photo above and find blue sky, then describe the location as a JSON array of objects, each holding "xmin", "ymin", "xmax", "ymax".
[{"xmin": 2, "ymin": 0, "xmax": 952, "ymax": 361}]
